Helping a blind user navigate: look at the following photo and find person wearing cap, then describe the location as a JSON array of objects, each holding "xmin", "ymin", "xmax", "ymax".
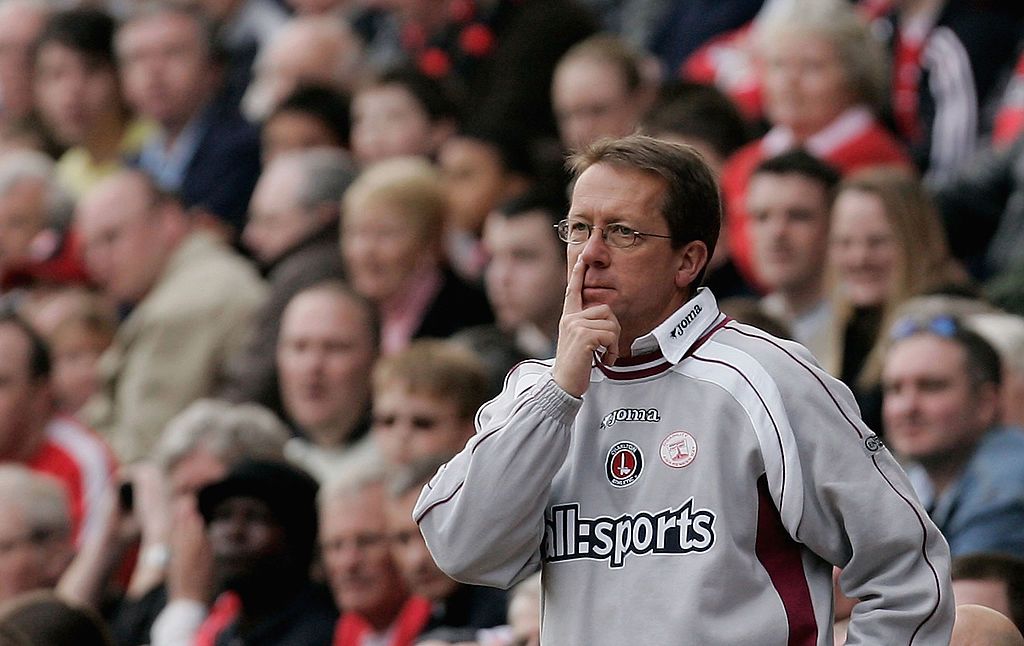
[
  {"xmin": 882, "ymin": 314, "xmax": 1024, "ymax": 558},
  {"xmin": 193, "ymin": 460, "xmax": 336, "ymax": 646}
]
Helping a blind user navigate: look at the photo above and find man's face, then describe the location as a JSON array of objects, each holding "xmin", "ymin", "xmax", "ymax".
[
  {"xmin": 0, "ymin": 324, "xmax": 48, "ymax": 460},
  {"xmin": 372, "ymin": 383, "xmax": 473, "ymax": 468},
  {"xmin": 33, "ymin": 43, "xmax": 120, "ymax": 148},
  {"xmin": 553, "ymin": 59, "xmax": 640, "ymax": 152},
  {"xmin": 567, "ymin": 163, "xmax": 691, "ymax": 344},
  {"xmin": 350, "ymin": 85, "xmax": 435, "ymax": 165},
  {"xmin": 320, "ymin": 486, "xmax": 407, "ymax": 615},
  {"xmin": 438, "ymin": 137, "xmax": 508, "ymax": 234},
  {"xmin": 0, "ymin": 179, "xmax": 46, "ymax": 271},
  {"xmin": 882, "ymin": 335, "xmax": 997, "ymax": 465},
  {"xmin": 206, "ymin": 496, "xmax": 288, "ymax": 588},
  {"xmin": 483, "ymin": 211, "xmax": 566, "ymax": 334},
  {"xmin": 242, "ymin": 163, "xmax": 316, "ymax": 265},
  {"xmin": 76, "ymin": 174, "xmax": 168, "ymax": 304},
  {"xmin": 385, "ymin": 488, "xmax": 458, "ymax": 601},
  {"xmin": 0, "ymin": 501, "xmax": 66, "ymax": 603},
  {"xmin": 746, "ymin": 172, "xmax": 830, "ymax": 295},
  {"xmin": 277, "ymin": 290, "xmax": 376, "ymax": 435},
  {"xmin": 116, "ymin": 13, "xmax": 214, "ymax": 129}
]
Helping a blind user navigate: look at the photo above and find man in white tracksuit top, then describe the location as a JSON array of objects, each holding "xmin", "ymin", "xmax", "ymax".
[{"xmin": 414, "ymin": 136, "xmax": 954, "ymax": 645}]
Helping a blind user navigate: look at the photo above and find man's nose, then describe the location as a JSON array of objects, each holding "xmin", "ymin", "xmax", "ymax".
[{"xmin": 579, "ymin": 228, "xmax": 610, "ymax": 267}]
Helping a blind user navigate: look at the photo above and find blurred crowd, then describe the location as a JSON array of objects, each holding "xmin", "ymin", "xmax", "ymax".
[{"xmin": 0, "ymin": 0, "xmax": 1024, "ymax": 643}]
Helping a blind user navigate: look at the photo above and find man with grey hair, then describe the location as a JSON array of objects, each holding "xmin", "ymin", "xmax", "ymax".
[
  {"xmin": 220, "ymin": 148, "xmax": 355, "ymax": 411},
  {"xmin": 241, "ymin": 16, "xmax": 363, "ymax": 123},
  {"xmin": 0, "ymin": 464, "xmax": 74, "ymax": 604},
  {"xmin": 0, "ymin": 150, "xmax": 76, "ymax": 287},
  {"xmin": 319, "ymin": 465, "xmax": 423, "ymax": 644}
]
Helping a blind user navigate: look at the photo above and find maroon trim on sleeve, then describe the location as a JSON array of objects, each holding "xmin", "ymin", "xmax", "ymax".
[{"xmin": 754, "ymin": 475, "xmax": 818, "ymax": 646}]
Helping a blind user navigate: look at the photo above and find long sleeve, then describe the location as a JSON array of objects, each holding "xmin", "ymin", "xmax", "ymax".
[{"xmin": 414, "ymin": 364, "xmax": 581, "ymax": 589}]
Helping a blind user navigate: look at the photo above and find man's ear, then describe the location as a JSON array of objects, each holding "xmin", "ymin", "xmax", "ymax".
[
  {"xmin": 973, "ymin": 381, "xmax": 1002, "ymax": 432},
  {"xmin": 673, "ymin": 240, "xmax": 709, "ymax": 291}
]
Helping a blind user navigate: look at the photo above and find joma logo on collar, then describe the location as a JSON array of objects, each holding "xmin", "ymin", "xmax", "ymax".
[{"xmin": 669, "ymin": 304, "xmax": 703, "ymax": 338}]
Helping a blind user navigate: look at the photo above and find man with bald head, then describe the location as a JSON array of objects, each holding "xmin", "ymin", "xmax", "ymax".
[
  {"xmin": 76, "ymin": 170, "xmax": 266, "ymax": 461},
  {"xmin": 951, "ymin": 605, "xmax": 1024, "ymax": 646},
  {"xmin": 219, "ymin": 149, "xmax": 354, "ymax": 412}
]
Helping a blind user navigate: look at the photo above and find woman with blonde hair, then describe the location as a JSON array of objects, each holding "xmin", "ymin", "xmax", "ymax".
[{"xmin": 828, "ymin": 166, "xmax": 966, "ymax": 426}]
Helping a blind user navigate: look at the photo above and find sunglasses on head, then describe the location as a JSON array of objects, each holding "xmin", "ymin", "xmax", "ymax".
[{"xmin": 888, "ymin": 315, "xmax": 959, "ymax": 342}]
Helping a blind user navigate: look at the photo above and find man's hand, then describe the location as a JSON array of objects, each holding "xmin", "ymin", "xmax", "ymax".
[{"xmin": 552, "ymin": 258, "xmax": 620, "ymax": 397}]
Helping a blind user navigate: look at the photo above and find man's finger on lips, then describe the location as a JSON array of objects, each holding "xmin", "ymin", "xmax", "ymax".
[{"xmin": 563, "ymin": 257, "xmax": 585, "ymax": 314}]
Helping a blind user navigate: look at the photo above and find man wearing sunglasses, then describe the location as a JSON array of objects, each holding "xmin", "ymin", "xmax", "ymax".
[
  {"xmin": 883, "ymin": 315, "xmax": 1024, "ymax": 559},
  {"xmin": 416, "ymin": 135, "xmax": 954, "ymax": 645}
]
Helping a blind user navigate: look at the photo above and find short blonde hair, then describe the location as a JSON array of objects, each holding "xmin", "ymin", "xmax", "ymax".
[
  {"xmin": 0, "ymin": 465, "xmax": 71, "ymax": 540},
  {"xmin": 342, "ymin": 157, "xmax": 446, "ymax": 246},
  {"xmin": 372, "ymin": 340, "xmax": 489, "ymax": 421}
]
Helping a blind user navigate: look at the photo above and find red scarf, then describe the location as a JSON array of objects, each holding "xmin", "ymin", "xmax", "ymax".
[
  {"xmin": 333, "ymin": 596, "xmax": 433, "ymax": 646},
  {"xmin": 194, "ymin": 592, "xmax": 242, "ymax": 646}
]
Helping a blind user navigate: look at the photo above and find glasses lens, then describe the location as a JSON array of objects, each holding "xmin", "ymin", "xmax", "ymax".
[{"xmin": 604, "ymin": 224, "xmax": 636, "ymax": 248}]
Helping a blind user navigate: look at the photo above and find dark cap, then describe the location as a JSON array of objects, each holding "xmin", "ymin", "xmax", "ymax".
[{"xmin": 197, "ymin": 460, "xmax": 320, "ymax": 557}]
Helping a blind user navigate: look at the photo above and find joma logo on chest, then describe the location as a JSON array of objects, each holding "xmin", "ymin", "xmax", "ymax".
[{"xmin": 600, "ymin": 407, "xmax": 661, "ymax": 428}]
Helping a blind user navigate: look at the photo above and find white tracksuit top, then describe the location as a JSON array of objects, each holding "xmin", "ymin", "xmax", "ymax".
[{"xmin": 415, "ymin": 289, "xmax": 954, "ymax": 645}]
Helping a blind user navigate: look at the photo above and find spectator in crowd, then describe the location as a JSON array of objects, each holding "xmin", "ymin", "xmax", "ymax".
[
  {"xmin": 950, "ymin": 604, "xmax": 1024, "ymax": 646},
  {"xmin": 0, "ymin": 591, "xmax": 113, "ymax": 646},
  {"xmin": 389, "ymin": 0, "xmax": 596, "ymax": 146},
  {"xmin": 0, "ymin": 312, "xmax": 115, "ymax": 545},
  {"xmin": 75, "ymin": 170, "xmax": 266, "ymax": 462},
  {"xmin": 387, "ymin": 458, "xmax": 506, "ymax": 639},
  {"xmin": 721, "ymin": 0, "xmax": 909, "ymax": 288},
  {"xmin": 261, "ymin": 85, "xmax": 350, "ymax": 165},
  {"xmin": 31, "ymin": 8, "xmax": 152, "ymax": 200},
  {"xmin": 454, "ymin": 188, "xmax": 567, "ymax": 389},
  {"xmin": 0, "ymin": 151, "xmax": 78, "ymax": 289},
  {"xmin": 46, "ymin": 298, "xmax": 115, "ymax": 416},
  {"xmin": 320, "ymin": 466, "xmax": 428, "ymax": 646},
  {"xmin": 746, "ymin": 150, "xmax": 840, "ymax": 366},
  {"xmin": 371, "ymin": 340, "xmax": 488, "ymax": 468},
  {"xmin": 828, "ymin": 167, "xmax": 963, "ymax": 430},
  {"xmin": 0, "ymin": 0, "xmax": 50, "ymax": 150},
  {"xmin": 349, "ymin": 67, "xmax": 459, "ymax": 167},
  {"xmin": 341, "ymin": 156, "xmax": 492, "ymax": 354},
  {"xmin": 194, "ymin": 460, "xmax": 336, "ymax": 645},
  {"xmin": 241, "ymin": 16, "xmax": 363, "ymax": 124},
  {"xmin": 276, "ymin": 282, "xmax": 380, "ymax": 480},
  {"xmin": 551, "ymin": 34, "xmax": 654, "ymax": 153},
  {"xmin": 116, "ymin": 3, "xmax": 261, "ymax": 238},
  {"xmin": 220, "ymin": 149, "xmax": 354, "ymax": 415},
  {"xmin": 879, "ymin": 0, "xmax": 1020, "ymax": 187},
  {"xmin": 881, "ymin": 314, "xmax": 1024, "ymax": 558},
  {"xmin": 952, "ymin": 553, "xmax": 1024, "ymax": 636},
  {"xmin": 0, "ymin": 466, "xmax": 74, "ymax": 604},
  {"xmin": 438, "ymin": 125, "xmax": 533, "ymax": 282}
]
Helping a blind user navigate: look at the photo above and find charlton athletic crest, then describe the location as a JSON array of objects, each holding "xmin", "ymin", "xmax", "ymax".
[
  {"xmin": 660, "ymin": 431, "xmax": 698, "ymax": 468},
  {"xmin": 606, "ymin": 441, "xmax": 643, "ymax": 488}
]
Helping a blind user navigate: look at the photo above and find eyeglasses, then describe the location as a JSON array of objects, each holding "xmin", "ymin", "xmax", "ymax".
[
  {"xmin": 888, "ymin": 315, "xmax": 959, "ymax": 341},
  {"xmin": 555, "ymin": 219, "xmax": 672, "ymax": 249}
]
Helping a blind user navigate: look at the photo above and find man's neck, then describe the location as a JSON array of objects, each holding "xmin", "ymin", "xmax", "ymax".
[
  {"xmin": 309, "ymin": 405, "xmax": 367, "ymax": 449},
  {"xmin": 359, "ymin": 590, "xmax": 409, "ymax": 633},
  {"xmin": 1, "ymin": 417, "xmax": 48, "ymax": 463},
  {"xmin": 83, "ymin": 110, "xmax": 128, "ymax": 163}
]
